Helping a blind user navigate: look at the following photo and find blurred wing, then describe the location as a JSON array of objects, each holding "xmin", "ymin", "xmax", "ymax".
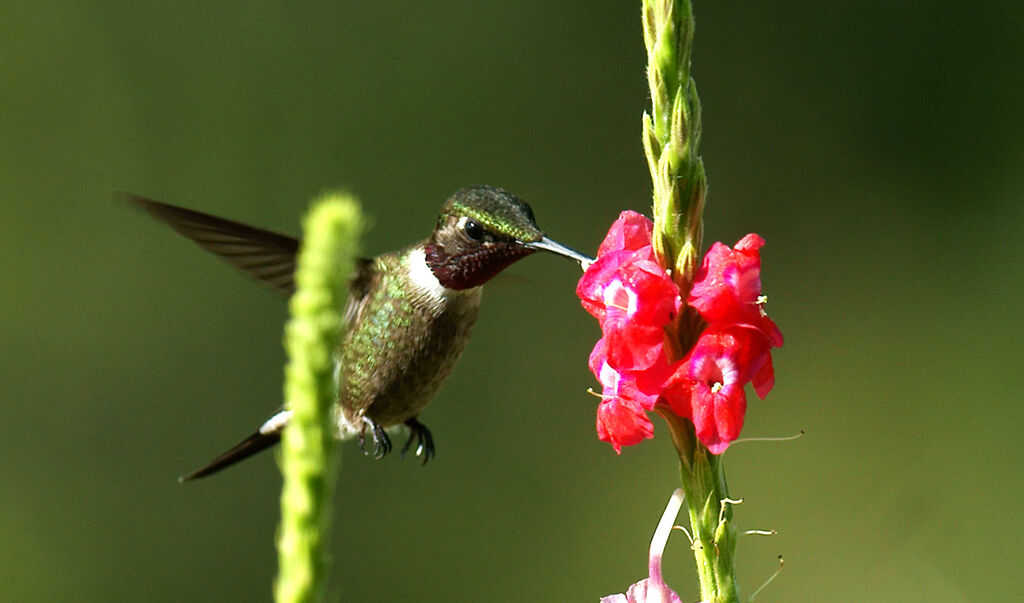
[
  {"xmin": 125, "ymin": 193, "xmax": 300, "ymax": 295},
  {"xmin": 344, "ymin": 257, "xmax": 378, "ymax": 326}
]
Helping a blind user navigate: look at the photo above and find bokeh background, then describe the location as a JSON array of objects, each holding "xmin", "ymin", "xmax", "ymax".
[{"xmin": 2, "ymin": 2, "xmax": 1021, "ymax": 601}]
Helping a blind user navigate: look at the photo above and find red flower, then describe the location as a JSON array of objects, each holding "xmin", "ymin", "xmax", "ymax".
[
  {"xmin": 589, "ymin": 338, "xmax": 671, "ymax": 453},
  {"xmin": 578, "ymin": 214, "xmax": 782, "ymax": 455},
  {"xmin": 595, "ymin": 210, "xmax": 655, "ymax": 256},
  {"xmin": 663, "ymin": 327, "xmax": 774, "ymax": 454},
  {"xmin": 688, "ymin": 234, "xmax": 783, "ymax": 348},
  {"xmin": 662, "ymin": 233, "xmax": 782, "ymax": 453},
  {"xmin": 577, "ymin": 212, "xmax": 680, "ymax": 371},
  {"xmin": 596, "ymin": 393, "xmax": 654, "ymax": 454}
]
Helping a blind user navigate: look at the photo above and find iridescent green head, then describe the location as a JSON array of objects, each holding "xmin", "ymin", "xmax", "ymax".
[{"xmin": 424, "ymin": 185, "xmax": 591, "ymax": 290}]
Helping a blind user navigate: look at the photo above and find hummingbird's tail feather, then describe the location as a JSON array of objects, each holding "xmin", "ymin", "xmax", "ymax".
[{"xmin": 178, "ymin": 430, "xmax": 281, "ymax": 482}]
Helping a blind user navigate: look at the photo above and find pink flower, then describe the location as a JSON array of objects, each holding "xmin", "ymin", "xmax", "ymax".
[
  {"xmin": 601, "ymin": 489, "xmax": 685, "ymax": 603},
  {"xmin": 578, "ymin": 212, "xmax": 680, "ymax": 371},
  {"xmin": 589, "ymin": 338, "xmax": 671, "ymax": 453},
  {"xmin": 579, "ymin": 212, "xmax": 682, "ymax": 453},
  {"xmin": 688, "ymin": 234, "xmax": 783, "ymax": 348},
  {"xmin": 596, "ymin": 393, "xmax": 654, "ymax": 454},
  {"xmin": 663, "ymin": 327, "xmax": 774, "ymax": 454},
  {"xmin": 579, "ymin": 215, "xmax": 782, "ymax": 455},
  {"xmin": 595, "ymin": 210, "xmax": 655, "ymax": 257},
  {"xmin": 589, "ymin": 338, "xmax": 666, "ymax": 408},
  {"xmin": 601, "ymin": 579, "xmax": 682, "ymax": 603}
]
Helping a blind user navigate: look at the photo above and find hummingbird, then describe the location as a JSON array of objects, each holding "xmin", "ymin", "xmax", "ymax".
[{"xmin": 127, "ymin": 185, "xmax": 592, "ymax": 481}]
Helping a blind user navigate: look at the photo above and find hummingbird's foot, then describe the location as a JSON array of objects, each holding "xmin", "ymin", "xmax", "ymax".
[
  {"xmin": 401, "ymin": 417, "xmax": 435, "ymax": 465},
  {"xmin": 358, "ymin": 417, "xmax": 392, "ymax": 460}
]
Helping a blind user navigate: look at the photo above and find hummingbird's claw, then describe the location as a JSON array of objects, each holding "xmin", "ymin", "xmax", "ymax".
[
  {"xmin": 359, "ymin": 417, "xmax": 392, "ymax": 460},
  {"xmin": 401, "ymin": 417, "xmax": 435, "ymax": 465}
]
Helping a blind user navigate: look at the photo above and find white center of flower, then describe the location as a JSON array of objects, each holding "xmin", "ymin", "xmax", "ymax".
[
  {"xmin": 691, "ymin": 346, "xmax": 740, "ymax": 393},
  {"xmin": 719, "ymin": 358, "xmax": 739, "ymax": 386},
  {"xmin": 603, "ymin": 279, "xmax": 638, "ymax": 316},
  {"xmin": 599, "ymin": 361, "xmax": 621, "ymax": 391}
]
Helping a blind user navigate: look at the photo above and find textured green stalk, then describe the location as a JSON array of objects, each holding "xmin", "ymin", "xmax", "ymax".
[
  {"xmin": 275, "ymin": 193, "xmax": 362, "ymax": 603},
  {"xmin": 643, "ymin": 0, "xmax": 706, "ymax": 294},
  {"xmin": 643, "ymin": 1, "xmax": 738, "ymax": 601},
  {"xmin": 676, "ymin": 446, "xmax": 739, "ymax": 602}
]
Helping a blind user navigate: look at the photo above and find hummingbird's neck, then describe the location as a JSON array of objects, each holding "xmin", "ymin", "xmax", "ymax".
[
  {"xmin": 422, "ymin": 241, "xmax": 535, "ymax": 290},
  {"xmin": 406, "ymin": 246, "xmax": 455, "ymax": 303},
  {"xmin": 404, "ymin": 246, "xmax": 484, "ymax": 316}
]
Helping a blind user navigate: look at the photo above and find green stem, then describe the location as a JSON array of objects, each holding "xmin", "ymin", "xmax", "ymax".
[
  {"xmin": 676, "ymin": 444, "xmax": 739, "ymax": 602},
  {"xmin": 275, "ymin": 193, "xmax": 362, "ymax": 603},
  {"xmin": 644, "ymin": 1, "xmax": 738, "ymax": 601}
]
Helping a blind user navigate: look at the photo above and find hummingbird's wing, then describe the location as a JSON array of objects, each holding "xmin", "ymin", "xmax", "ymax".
[
  {"xmin": 125, "ymin": 194, "xmax": 300, "ymax": 295},
  {"xmin": 343, "ymin": 257, "xmax": 379, "ymax": 325}
]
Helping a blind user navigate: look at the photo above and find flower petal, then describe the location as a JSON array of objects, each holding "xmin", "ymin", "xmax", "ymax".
[
  {"xmin": 597, "ymin": 211, "xmax": 655, "ymax": 256},
  {"xmin": 596, "ymin": 396, "xmax": 654, "ymax": 454},
  {"xmin": 578, "ymin": 249, "xmax": 634, "ymax": 320},
  {"xmin": 689, "ymin": 233, "xmax": 769, "ymax": 328},
  {"xmin": 663, "ymin": 329, "xmax": 757, "ymax": 453}
]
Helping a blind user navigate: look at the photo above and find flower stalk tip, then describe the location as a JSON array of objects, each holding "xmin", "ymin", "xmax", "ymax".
[{"xmin": 643, "ymin": 0, "xmax": 706, "ymax": 288}]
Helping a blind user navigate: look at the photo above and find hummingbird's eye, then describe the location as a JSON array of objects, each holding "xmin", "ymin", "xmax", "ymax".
[{"xmin": 462, "ymin": 218, "xmax": 485, "ymax": 241}]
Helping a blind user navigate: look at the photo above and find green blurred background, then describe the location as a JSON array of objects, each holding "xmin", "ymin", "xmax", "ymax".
[{"xmin": 2, "ymin": 2, "xmax": 1021, "ymax": 601}]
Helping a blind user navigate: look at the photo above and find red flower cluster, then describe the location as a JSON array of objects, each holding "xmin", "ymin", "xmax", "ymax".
[{"xmin": 577, "ymin": 212, "xmax": 782, "ymax": 454}]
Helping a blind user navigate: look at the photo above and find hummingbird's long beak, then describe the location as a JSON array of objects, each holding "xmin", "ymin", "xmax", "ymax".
[{"xmin": 527, "ymin": 236, "xmax": 594, "ymax": 271}]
